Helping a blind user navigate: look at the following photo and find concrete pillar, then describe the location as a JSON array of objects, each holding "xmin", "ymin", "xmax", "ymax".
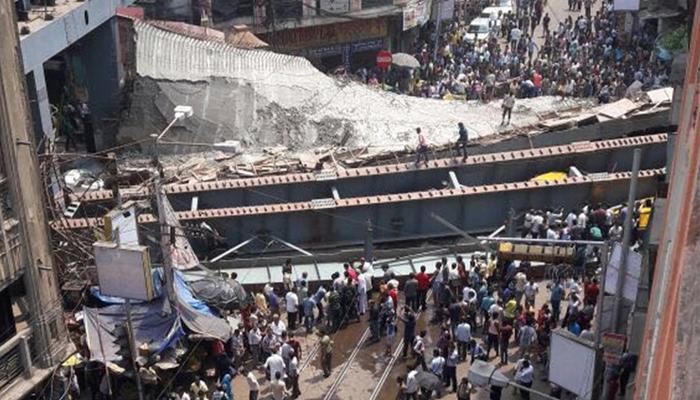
[
  {"xmin": 18, "ymin": 335, "xmax": 33, "ymax": 379},
  {"xmin": 79, "ymin": 17, "xmax": 121, "ymax": 151},
  {"xmin": 31, "ymin": 67, "xmax": 54, "ymax": 140}
]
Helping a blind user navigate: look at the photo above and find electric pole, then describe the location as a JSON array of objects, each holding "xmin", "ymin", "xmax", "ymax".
[{"xmin": 0, "ymin": 0, "xmax": 70, "ymax": 367}]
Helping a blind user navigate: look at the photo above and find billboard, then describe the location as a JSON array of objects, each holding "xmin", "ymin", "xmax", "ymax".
[
  {"xmin": 320, "ymin": 0, "xmax": 350, "ymax": 13},
  {"xmin": 94, "ymin": 241, "xmax": 155, "ymax": 301}
]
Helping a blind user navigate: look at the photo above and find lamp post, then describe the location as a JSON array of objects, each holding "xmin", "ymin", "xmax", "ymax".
[{"xmin": 151, "ymin": 105, "xmax": 193, "ymax": 305}]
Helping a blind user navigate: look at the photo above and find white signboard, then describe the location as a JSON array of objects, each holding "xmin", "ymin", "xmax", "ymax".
[
  {"xmin": 416, "ymin": 0, "xmax": 432, "ymax": 26},
  {"xmin": 549, "ymin": 330, "xmax": 596, "ymax": 400},
  {"xmin": 613, "ymin": 0, "xmax": 639, "ymax": 10},
  {"xmin": 94, "ymin": 241, "xmax": 155, "ymax": 301},
  {"xmin": 604, "ymin": 243, "xmax": 642, "ymax": 302},
  {"xmin": 103, "ymin": 206, "xmax": 139, "ymax": 247},
  {"xmin": 320, "ymin": 0, "xmax": 349, "ymax": 13},
  {"xmin": 403, "ymin": 0, "xmax": 418, "ymax": 30}
]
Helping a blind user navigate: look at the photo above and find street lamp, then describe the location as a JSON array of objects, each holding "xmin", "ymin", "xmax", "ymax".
[{"xmin": 152, "ymin": 105, "xmax": 194, "ymax": 306}]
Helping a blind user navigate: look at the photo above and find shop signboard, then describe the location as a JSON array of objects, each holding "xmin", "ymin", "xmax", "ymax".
[
  {"xmin": 320, "ymin": 0, "xmax": 350, "ymax": 13},
  {"xmin": 376, "ymin": 50, "xmax": 392, "ymax": 68},
  {"xmin": 274, "ymin": 18, "xmax": 388, "ymax": 49},
  {"xmin": 403, "ymin": 0, "xmax": 418, "ymax": 30},
  {"xmin": 602, "ymin": 332, "xmax": 626, "ymax": 364},
  {"xmin": 415, "ymin": 0, "xmax": 432, "ymax": 26},
  {"xmin": 436, "ymin": 0, "xmax": 454, "ymax": 21}
]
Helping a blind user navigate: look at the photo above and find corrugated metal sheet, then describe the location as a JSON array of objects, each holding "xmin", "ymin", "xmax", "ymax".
[{"xmin": 134, "ymin": 20, "xmax": 316, "ymax": 84}]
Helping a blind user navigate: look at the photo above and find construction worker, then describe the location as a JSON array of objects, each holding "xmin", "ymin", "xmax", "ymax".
[
  {"xmin": 636, "ymin": 198, "xmax": 653, "ymax": 243},
  {"xmin": 320, "ymin": 335, "xmax": 334, "ymax": 378},
  {"xmin": 327, "ymin": 288, "xmax": 342, "ymax": 333}
]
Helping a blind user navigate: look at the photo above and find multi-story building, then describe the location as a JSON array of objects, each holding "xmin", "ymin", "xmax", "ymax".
[{"xmin": 15, "ymin": 0, "xmax": 135, "ymax": 151}]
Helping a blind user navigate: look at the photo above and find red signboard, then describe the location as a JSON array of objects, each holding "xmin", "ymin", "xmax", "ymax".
[{"xmin": 376, "ymin": 50, "xmax": 392, "ymax": 69}]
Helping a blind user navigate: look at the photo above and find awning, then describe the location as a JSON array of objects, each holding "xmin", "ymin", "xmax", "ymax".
[{"xmin": 175, "ymin": 271, "xmax": 233, "ymax": 341}]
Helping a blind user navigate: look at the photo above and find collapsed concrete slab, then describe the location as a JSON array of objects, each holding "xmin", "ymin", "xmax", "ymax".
[{"xmin": 119, "ymin": 21, "xmax": 593, "ymax": 155}]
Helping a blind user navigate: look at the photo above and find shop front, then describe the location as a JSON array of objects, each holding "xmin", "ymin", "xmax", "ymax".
[{"xmin": 267, "ymin": 17, "xmax": 396, "ymax": 72}]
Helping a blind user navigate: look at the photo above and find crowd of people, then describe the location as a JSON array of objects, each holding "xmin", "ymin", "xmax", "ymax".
[
  {"xmin": 158, "ymin": 218, "xmax": 645, "ymax": 400},
  {"xmin": 354, "ymin": 0, "xmax": 671, "ymax": 105}
]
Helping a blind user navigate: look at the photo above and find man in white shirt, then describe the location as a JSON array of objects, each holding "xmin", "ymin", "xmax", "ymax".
[
  {"xmin": 565, "ymin": 210, "xmax": 577, "ymax": 228},
  {"xmin": 524, "ymin": 279, "xmax": 539, "ymax": 309},
  {"xmin": 240, "ymin": 368, "xmax": 259, "ymax": 400},
  {"xmin": 577, "ymin": 210, "xmax": 588, "ymax": 228},
  {"xmin": 413, "ymin": 330, "xmax": 428, "ymax": 370},
  {"xmin": 357, "ymin": 268, "xmax": 368, "ymax": 315},
  {"xmin": 462, "ymin": 286, "xmax": 477, "ymax": 304},
  {"xmin": 287, "ymin": 350, "xmax": 300, "ymax": 398},
  {"xmin": 430, "ymin": 349, "xmax": 445, "ymax": 377},
  {"xmin": 285, "ymin": 291, "xmax": 299, "ymax": 331},
  {"xmin": 515, "ymin": 359, "xmax": 535, "ymax": 396},
  {"xmin": 405, "ymin": 367, "xmax": 419, "ymax": 398},
  {"xmin": 514, "ymin": 271, "xmax": 527, "ymax": 305},
  {"xmin": 247, "ymin": 327, "xmax": 262, "ymax": 365},
  {"xmin": 269, "ymin": 314, "xmax": 286, "ymax": 339},
  {"xmin": 264, "ymin": 351, "xmax": 286, "ymax": 381},
  {"xmin": 455, "ymin": 320, "xmax": 471, "ymax": 361}
]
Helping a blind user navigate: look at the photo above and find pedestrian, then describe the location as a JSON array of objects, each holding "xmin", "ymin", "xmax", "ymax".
[
  {"xmin": 247, "ymin": 325, "xmax": 262, "ymax": 365},
  {"xmin": 400, "ymin": 306, "xmax": 417, "ymax": 358},
  {"xmin": 221, "ymin": 373, "xmax": 233, "ymax": 400},
  {"xmin": 303, "ymin": 295, "xmax": 316, "ymax": 333},
  {"xmin": 430, "ymin": 349, "xmax": 445, "ymax": 378},
  {"xmin": 285, "ymin": 289, "xmax": 299, "ymax": 332},
  {"xmin": 241, "ymin": 368, "xmax": 259, "ymax": 400},
  {"xmin": 314, "ymin": 285, "xmax": 327, "ymax": 320},
  {"xmin": 549, "ymin": 280, "xmax": 564, "ymax": 323},
  {"xmin": 501, "ymin": 92, "xmax": 515, "ymax": 125},
  {"xmin": 413, "ymin": 330, "xmax": 428, "ymax": 370},
  {"xmin": 519, "ymin": 322, "xmax": 537, "ymax": 358},
  {"xmin": 405, "ymin": 366, "xmax": 419, "ymax": 400},
  {"xmin": 357, "ymin": 266, "xmax": 369, "ymax": 315},
  {"xmin": 211, "ymin": 384, "xmax": 228, "ymax": 400},
  {"xmin": 264, "ymin": 347, "xmax": 286, "ymax": 382},
  {"xmin": 396, "ymin": 376, "xmax": 408, "ymax": 400},
  {"xmin": 456, "ymin": 122, "xmax": 468, "ymax": 161},
  {"xmin": 455, "ymin": 318, "xmax": 471, "ymax": 361},
  {"xmin": 486, "ymin": 312, "xmax": 501, "ymax": 358},
  {"xmin": 469, "ymin": 339, "xmax": 487, "ymax": 363},
  {"xmin": 457, "ymin": 377, "xmax": 471, "ymax": 400},
  {"xmin": 369, "ymin": 300, "xmax": 381, "ymax": 342},
  {"xmin": 287, "ymin": 350, "xmax": 300, "ymax": 398},
  {"xmin": 271, "ymin": 371, "xmax": 290, "ymax": 400},
  {"xmin": 444, "ymin": 344, "xmax": 459, "ymax": 392},
  {"xmin": 320, "ymin": 335, "xmax": 334, "ymax": 378},
  {"xmin": 514, "ymin": 359, "xmax": 534, "ymax": 399},
  {"xmin": 415, "ymin": 265, "xmax": 431, "ymax": 311},
  {"xmin": 296, "ymin": 279, "xmax": 308, "ymax": 326},
  {"xmin": 404, "ymin": 273, "xmax": 419, "ymax": 312},
  {"xmin": 270, "ymin": 314, "xmax": 286, "ymax": 340},
  {"xmin": 414, "ymin": 127, "xmax": 429, "ymax": 167},
  {"xmin": 499, "ymin": 320, "xmax": 513, "ymax": 365},
  {"xmin": 523, "ymin": 279, "xmax": 539, "ymax": 309}
]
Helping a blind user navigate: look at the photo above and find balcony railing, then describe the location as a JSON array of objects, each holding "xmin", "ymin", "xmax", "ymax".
[
  {"xmin": 0, "ymin": 204, "xmax": 23, "ymax": 289},
  {"xmin": 0, "ymin": 329, "xmax": 33, "ymax": 393}
]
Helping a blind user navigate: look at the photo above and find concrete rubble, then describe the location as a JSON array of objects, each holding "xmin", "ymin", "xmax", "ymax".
[{"xmin": 116, "ymin": 20, "xmax": 672, "ymax": 182}]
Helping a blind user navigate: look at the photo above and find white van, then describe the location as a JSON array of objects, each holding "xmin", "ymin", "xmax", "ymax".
[{"xmin": 464, "ymin": 18, "xmax": 491, "ymax": 43}]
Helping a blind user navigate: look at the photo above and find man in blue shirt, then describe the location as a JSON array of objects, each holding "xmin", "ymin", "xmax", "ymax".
[{"xmin": 550, "ymin": 281, "xmax": 564, "ymax": 322}]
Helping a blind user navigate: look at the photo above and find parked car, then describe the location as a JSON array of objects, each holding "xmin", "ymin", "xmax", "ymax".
[
  {"xmin": 464, "ymin": 18, "xmax": 491, "ymax": 43},
  {"xmin": 479, "ymin": 6, "xmax": 511, "ymax": 27}
]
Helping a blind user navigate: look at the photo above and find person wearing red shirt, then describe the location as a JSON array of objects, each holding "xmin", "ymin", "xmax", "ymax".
[
  {"xmin": 584, "ymin": 278, "xmax": 600, "ymax": 306},
  {"xmin": 344, "ymin": 263, "xmax": 358, "ymax": 282},
  {"xmin": 388, "ymin": 284, "xmax": 399, "ymax": 312},
  {"xmin": 415, "ymin": 265, "xmax": 431, "ymax": 311}
]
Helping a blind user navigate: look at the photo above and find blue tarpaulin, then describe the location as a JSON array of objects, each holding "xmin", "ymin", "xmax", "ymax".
[{"xmin": 83, "ymin": 297, "xmax": 184, "ymax": 362}]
